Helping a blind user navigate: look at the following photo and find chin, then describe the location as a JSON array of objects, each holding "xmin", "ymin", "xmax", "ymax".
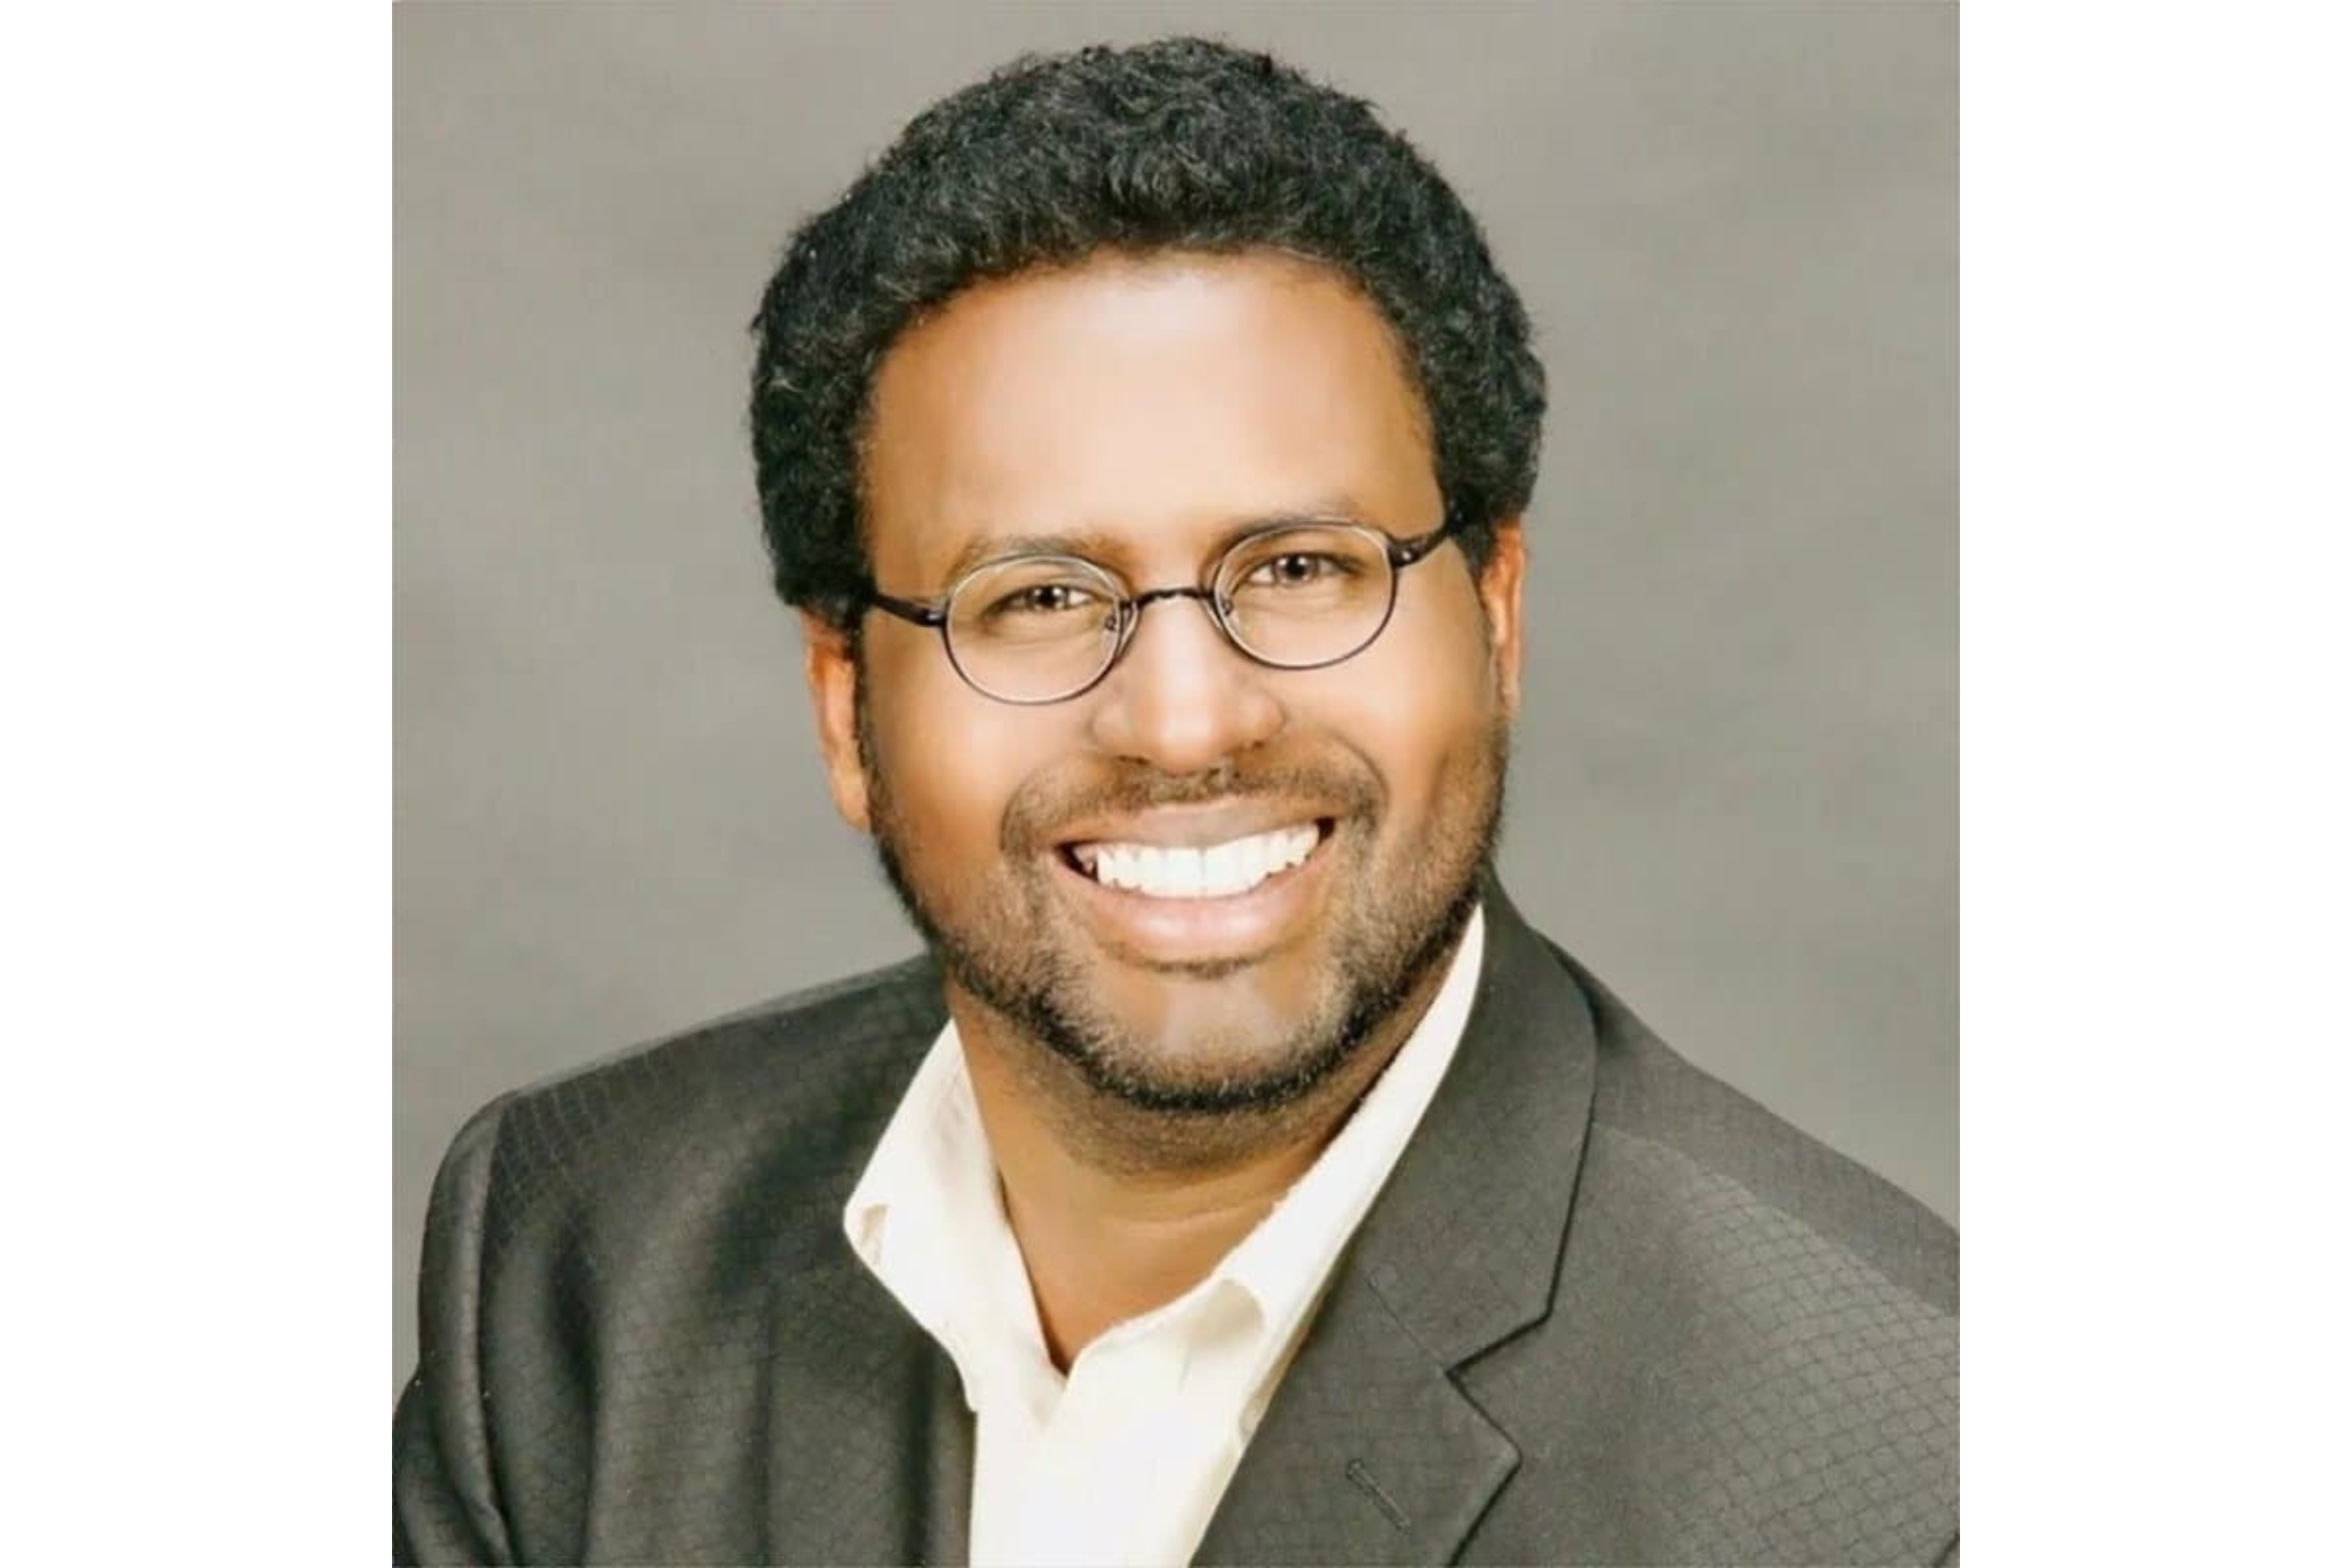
[{"xmin": 1031, "ymin": 956, "xmax": 1364, "ymax": 1116}]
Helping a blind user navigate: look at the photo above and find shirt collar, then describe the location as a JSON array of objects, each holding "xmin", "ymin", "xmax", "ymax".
[
  {"xmin": 844, "ymin": 905, "xmax": 1487, "ymax": 1402},
  {"xmin": 1213, "ymin": 905, "xmax": 1484, "ymax": 1324}
]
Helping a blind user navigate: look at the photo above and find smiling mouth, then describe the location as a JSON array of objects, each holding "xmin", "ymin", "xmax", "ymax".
[{"xmin": 1058, "ymin": 819, "xmax": 1333, "ymax": 900}]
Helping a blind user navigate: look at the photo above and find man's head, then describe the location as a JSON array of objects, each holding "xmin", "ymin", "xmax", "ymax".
[
  {"xmin": 749, "ymin": 39, "xmax": 1544, "ymax": 1151},
  {"xmin": 750, "ymin": 37, "xmax": 1544, "ymax": 633}
]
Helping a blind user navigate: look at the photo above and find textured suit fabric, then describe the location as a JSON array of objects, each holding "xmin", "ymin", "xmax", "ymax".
[{"xmin": 394, "ymin": 886, "xmax": 1958, "ymax": 1565}]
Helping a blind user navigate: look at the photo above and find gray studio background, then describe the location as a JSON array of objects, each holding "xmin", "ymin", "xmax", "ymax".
[{"xmin": 395, "ymin": 2, "xmax": 1955, "ymax": 1388}]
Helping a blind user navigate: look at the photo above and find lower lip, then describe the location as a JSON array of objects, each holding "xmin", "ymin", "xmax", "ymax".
[{"xmin": 1051, "ymin": 823, "xmax": 1336, "ymax": 965}]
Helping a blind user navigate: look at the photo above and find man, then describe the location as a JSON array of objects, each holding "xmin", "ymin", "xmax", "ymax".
[{"xmin": 394, "ymin": 37, "xmax": 1956, "ymax": 1567}]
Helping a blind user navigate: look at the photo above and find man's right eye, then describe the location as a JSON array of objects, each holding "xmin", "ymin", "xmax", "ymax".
[{"xmin": 985, "ymin": 582, "xmax": 1102, "ymax": 619}]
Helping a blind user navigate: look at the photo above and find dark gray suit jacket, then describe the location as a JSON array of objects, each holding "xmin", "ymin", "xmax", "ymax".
[{"xmin": 394, "ymin": 887, "xmax": 1958, "ymax": 1565}]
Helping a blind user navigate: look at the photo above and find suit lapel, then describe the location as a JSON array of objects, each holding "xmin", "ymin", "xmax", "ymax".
[
  {"xmin": 1191, "ymin": 1261, "xmax": 1521, "ymax": 1566},
  {"xmin": 1196, "ymin": 887, "xmax": 1600, "ymax": 1566},
  {"xmin": 760, "ymin": 1248, "xmax": 975, "ymax": 1566},
  {"xmin": 917, "ymin": 1342, "xmax": 975, "ymax": 1567}
]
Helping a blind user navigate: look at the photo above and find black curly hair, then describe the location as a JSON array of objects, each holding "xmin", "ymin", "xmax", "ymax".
[{"xmin": 748, "ymin": 36, "xmax": 1545, "ymax": 633}]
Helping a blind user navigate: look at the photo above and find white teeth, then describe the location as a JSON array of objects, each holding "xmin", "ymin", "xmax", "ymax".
[{"xmin": 1079, "ymin": 822, "xmax": 1321, "ymax": 899}]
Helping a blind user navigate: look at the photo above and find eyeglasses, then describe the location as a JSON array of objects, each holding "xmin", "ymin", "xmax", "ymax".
[{"xmin": 859, "ymin": 514, "xmax": 1459, "ymax": 706}]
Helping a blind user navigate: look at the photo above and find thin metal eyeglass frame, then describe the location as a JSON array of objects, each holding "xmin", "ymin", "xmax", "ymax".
[{"xmin": 858, "ymin": 513, "xmax": 1459, "ymax": 706}]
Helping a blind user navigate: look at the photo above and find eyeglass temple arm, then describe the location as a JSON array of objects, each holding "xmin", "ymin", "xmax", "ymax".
[
  {"xmin": 1389, "ymin": 507, "xmax": 1460, "ymax": 567},
  {"xmin": 862, "ymin": 586, "xmax": 949, "ymax": 627}
]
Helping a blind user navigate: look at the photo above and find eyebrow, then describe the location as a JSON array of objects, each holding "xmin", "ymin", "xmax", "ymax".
[{"xmin": 932, "ymin": 497, "xmax": 1380, "ymax": 587}]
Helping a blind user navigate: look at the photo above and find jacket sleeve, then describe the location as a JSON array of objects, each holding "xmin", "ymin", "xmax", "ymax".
[{"xmin": 394, "ymin": 1098, "xmax": 517, "ymax": 1566}]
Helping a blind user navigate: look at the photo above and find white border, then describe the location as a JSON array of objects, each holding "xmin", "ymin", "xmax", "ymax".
[
  {"xmin": 1966, "ymin": 5, "xmax": 2350, "ymax": 1558},
  {"xmin": 11, "ymin": 2, "xmax": 2352, "ymax": 1558},
  {"xmin": 4, "ymin": 7, "xmax": 387, "ymax": 1557}
]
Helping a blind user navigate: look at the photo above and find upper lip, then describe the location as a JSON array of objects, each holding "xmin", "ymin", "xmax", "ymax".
[{"xmin": 1051, "ymin": 802, "xmax": 1334, "ymax": 852}]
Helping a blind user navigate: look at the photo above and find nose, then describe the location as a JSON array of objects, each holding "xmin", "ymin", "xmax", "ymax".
[{"xmin": 1083, "ymin": 592, "xmax": 1285, "ymax": 775}]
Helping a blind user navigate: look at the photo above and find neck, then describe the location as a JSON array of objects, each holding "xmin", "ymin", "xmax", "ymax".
[
  {"xmin": 980, "ymin": 1101, "xmax": 1325, "ymax": 1369},
  {"xmin": 950, "ymin": 953, "xmax": 1456, "ymax": 1370}
]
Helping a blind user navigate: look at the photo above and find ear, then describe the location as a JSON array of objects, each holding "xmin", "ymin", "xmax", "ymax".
[
  {"xmin": 1475, "ymin": 518, "xmax": 1526, "ymax": 717},
  {"xmin": 800, "ymin": 612, "xmax": 873, "ymax": 833}
]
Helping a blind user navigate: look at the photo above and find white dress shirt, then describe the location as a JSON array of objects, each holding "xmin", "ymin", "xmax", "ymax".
[{"xmin": 842, "ymin": 908, "xmax": 1485, "ymax": 1568}]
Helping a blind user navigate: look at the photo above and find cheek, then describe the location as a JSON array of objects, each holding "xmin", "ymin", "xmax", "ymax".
[
  {"xmin": 1316, "ymin": 587, "xmax": 1502, "ymax": 806},
  {"xmin": 862, "ymin": 641, "xmax": 1061, "ymax": 863}
]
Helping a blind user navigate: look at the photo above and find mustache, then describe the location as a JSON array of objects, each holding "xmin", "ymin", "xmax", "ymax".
[{"xmin": 1000, "ymin": 759, "xmax": 1381, "ymax": 855}]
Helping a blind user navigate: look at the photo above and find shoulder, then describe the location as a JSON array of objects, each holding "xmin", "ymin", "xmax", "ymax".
[
  {"xmin": 1519, "ymin": 941, "xmax": 1958, "ymax": 1562},
  {"xmin": 423, "ymin": 953, "xmax": 947, "ymax": 1263},
  {"xmin": 1454, "ymin": 913, "xmax": 1958, "ymax": 1561},
  {"xmin": 1558, "ymin": 944, "xmax": 1958, "ymax": 1315},
  {"xmin": 400, "ymin": 957, "xmax": 948, "ymax": 1559}
]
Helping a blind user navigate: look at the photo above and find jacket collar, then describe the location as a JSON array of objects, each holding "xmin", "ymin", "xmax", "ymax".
[
  {"xmin": 1349, "ymin": 881, "xmax": 1596, "ymax": 1361},
  {"xmin": 1194, "ymin": 880, "xmax": 1599, "ymax": 1563}
]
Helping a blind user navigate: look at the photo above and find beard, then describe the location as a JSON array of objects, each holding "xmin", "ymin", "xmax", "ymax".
[{"xmin": 858, "ymin": 692, "xmax": 1508, "ymax": 1122}]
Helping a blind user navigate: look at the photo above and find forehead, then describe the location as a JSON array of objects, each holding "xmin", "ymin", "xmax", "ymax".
[{"xmin": 860, "ymin": 250, "xmax": 1439, "ymax": 579}]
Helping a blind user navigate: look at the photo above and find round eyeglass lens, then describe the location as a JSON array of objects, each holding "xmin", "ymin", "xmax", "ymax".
[
  {"xmin": 1214, "ymin": 524, "xmax": 1396, "ymax": 667},
  {"xmin": 946, "ymin": 555, "xmax": 1123, "ymax": 701}
]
